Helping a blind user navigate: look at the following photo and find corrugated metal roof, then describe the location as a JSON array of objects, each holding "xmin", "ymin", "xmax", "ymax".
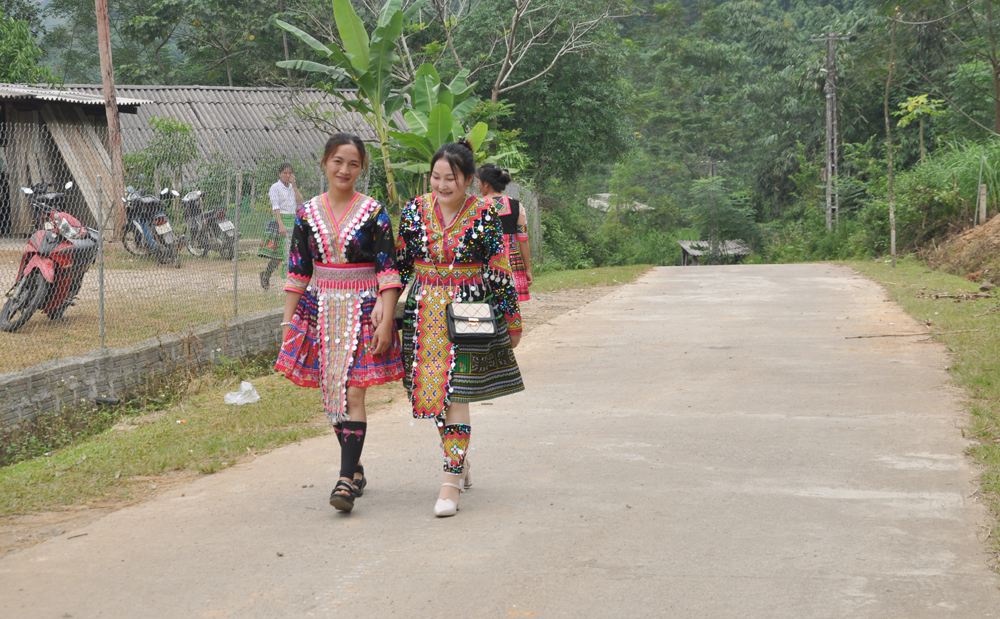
[
  {"xmin": 64, "ymin": 84, "xmax": 398, "ymax": 143},
  {"xmin": 678, "ymin": 240, "xmax": 751, "ymax": 257},
  {"xmin": 0, "ymin": 84, "xmax": 150, "ymax": 107}
]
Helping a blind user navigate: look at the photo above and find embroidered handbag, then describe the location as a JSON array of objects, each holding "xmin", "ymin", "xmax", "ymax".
[{"xmin": 446, "ymin": 302, "xmax": 498, "ymax": 344}]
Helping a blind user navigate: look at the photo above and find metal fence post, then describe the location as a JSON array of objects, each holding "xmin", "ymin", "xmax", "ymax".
[
  {"xmin": 97, "ymin": 174, "xmax": 106, "ymax": 349},
  {"xmin": 233, "ymin": 173, "xmax": 239, "ymax": 318}
]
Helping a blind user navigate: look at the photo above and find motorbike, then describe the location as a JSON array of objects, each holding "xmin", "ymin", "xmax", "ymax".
[
  {"xmin": 24, "ymin": 181, "xmax": 74, "ymax": 230},
  {"xmin": 0, "ymin": 191, "xmax": 98, "ymax": 332},
  {"xmin": 181, "ymin": 190, "xmax": 236, "ymax": 259},
  {"xmin": 121, "ymin": 186, "xmax": 180, "ymax": 265}
]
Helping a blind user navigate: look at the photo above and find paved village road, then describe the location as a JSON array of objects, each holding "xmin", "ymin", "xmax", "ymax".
[{"xmin": 2, "ymin": 264, "xmax": 999, "ymax": 618}]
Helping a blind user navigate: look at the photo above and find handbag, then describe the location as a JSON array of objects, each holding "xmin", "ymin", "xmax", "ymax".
[{"xmin": 446, "ymin": 302, "xmax": 498, "ymax": 344}]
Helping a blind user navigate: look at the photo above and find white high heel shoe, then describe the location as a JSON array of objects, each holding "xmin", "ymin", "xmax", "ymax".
[{"xmin": 434, "ymin": 482, "xmax": 463, "ymax": 517}]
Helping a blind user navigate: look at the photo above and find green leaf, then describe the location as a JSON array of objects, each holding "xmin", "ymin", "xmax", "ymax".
[
  {"xmin": 452, "ymin": 120, "xmax": 464, "ymax": 142},
  {"xmin": 437, "ymin": 87, "xmax": 454, "ymax": 110},
  {"xmin": 275, "ymin": 21, "xmax": 332, "ymax": 59},
  {"xmin": 377, "ymin": 0, "xmax": 402, "ymax": 28},
  {"xmin": 385, "ymin": 93, "xmax": 407, "ymax": 118},
  {"xmin": 412, "ymin": 75, "xmax": 438, "ymax": 113},
  {"xmin": 404, "ymin": 109, "xmax": 429, "ymax": 134},
  {"xmin": 277, "ymin": 60, "xmax": 350, "ymax": 81},
  {"xmin": 467, "ymin": 122, "xmax": 488, "ymax": 151},
  {"xmin": 332, "ymin": 0, "xmax": 370, "ymax": 72},
  {"xmin": 369, "ymin": 10, "xmax": 403, "ymax": 102},
  {"xmin": 426, "ymin": 103, "xmax": 454, "ymax": 151},
  {"xmin": 447, "ymin": 70, "xmax": 475, "ymax": 102},
  {"xmin": 451, "ymin": 97, "xmax": 478, "ymax": 122},
  {"xmin": 388, "ymin": 131, "xmax": 435, "ymax": 160},
  {"xmin": 403, "ymin": 0, "xmax": 429, "ymax": 23},
  {"xmin": 415, "ymin": 63, "xmax": 440, "ymax": 82},
  {"xmin": 402, "ymin": 162, "xmax": 431, "ymax": 173}
]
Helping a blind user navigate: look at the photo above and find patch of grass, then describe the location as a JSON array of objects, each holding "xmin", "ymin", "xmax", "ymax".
[
  {"xmin": 531, "ymin": 265, "xmax": 652, "ymax": 293},
  {"xmin": 847, "ymin": 257, "xmax": 1000, "ymax": 559},
  {"xmin": 0, "ymin": 369, "xmax": 334, "ymax": 516}
]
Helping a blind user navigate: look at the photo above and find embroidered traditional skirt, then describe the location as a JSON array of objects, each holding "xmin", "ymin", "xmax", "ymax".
[
  {"xmin": 402, "ymin": 261, "xmax": 524, "ymax": 420},
  {"xmin": 276, "ymin": 262, "xmax": 403, "ymax": 423},
  {"xmin": 506, "ymin": 234, "xmax": 530, "ymax": 302},
  {"xmin": 258, "ymin": 213, "xmax": 295, "ymax": 273}
]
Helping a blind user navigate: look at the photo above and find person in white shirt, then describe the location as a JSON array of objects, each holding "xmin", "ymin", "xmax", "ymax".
[{"xmin": 259, "ymin": 162, "xmax": 304, "ymax": 290}]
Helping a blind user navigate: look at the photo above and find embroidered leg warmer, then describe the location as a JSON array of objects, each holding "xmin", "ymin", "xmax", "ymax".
[
  {"xmin": 441, "ymin": 424, "xmax": 471, "ymax": 475},
  {"xmin": 336, "ymin": 421, "xmax": 367, "ymax": 480}
]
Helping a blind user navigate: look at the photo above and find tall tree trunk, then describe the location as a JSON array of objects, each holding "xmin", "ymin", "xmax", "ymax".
[
  {"xmin": 988, "ymin": 0, "xmax": 1000, "ymax": 133},
  {"xmin": 280, "ymin": 0, "xmax": 291, "ymax": 78},
  {"xmin": 919, "ymin": 117, "xmax": 924, "ymax": 164},
  {"xmin": 221, "ymin": 28, "xmax": 233, "ymax": 87},
  {"xmin": 885, "ymin": 19, "xmax": 897, "ymax": 268}
]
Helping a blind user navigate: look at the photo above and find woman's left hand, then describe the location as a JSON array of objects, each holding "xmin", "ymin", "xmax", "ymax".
[
  {"xmin": 371, "ymin": 320, "xmax": 393, "ymax": 356},
  {"xmin": 525, "ymin": 270, "xmax": 533, "ymax": 286}
]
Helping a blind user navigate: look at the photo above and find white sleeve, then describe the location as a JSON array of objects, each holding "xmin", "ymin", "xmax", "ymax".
[{"xmin": 268, "ymin": 183, "xmax": 281, "ymax": 211}]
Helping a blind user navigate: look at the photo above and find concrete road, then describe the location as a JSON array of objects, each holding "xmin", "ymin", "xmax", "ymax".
[{"xmin": 1, "ymin": 264, "xmax": 998, "ymax": 618}]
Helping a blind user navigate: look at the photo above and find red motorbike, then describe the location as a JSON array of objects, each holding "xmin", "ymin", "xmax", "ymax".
[{"xmin": 1, "ymin": 193, "xmax": 98, "ymax": 332}]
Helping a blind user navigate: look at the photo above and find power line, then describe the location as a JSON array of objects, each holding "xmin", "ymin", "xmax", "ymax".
[{"xmin": 889, "ymin": 2, "xmax": 975, "ymax": 26}]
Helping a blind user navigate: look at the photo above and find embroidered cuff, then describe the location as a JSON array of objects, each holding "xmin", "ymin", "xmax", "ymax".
[
  {"xmin": 506, "ymin": 314, "xmax": 522, "ymax": 334},
  {"xmin": 515, "ymin": 233, "xmax": 529, "ymax": 242},
  {"xmin": 377, "ymin": 269, "xmax": 403, "ymax": 293},
  {"xmin": 284, "ymin": 275, "xmax": 309, "ymax": 294}
]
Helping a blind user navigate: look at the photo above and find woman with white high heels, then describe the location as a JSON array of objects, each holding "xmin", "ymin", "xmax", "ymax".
[{"xmin": 395, "ymin": 139, "xmax": 524, "ymax": 517}]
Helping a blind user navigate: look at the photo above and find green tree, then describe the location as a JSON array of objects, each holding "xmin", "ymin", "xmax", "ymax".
[{"xmin": 0, "ymin": 17, "xmax": 58, "ymax": 85}]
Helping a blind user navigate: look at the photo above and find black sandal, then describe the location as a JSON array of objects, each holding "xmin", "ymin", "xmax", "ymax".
[
  {"xmin": 259, "ymin": 271, "xmax": 270, "ymax": 291},
  {"xmin": 329, "ymin": 479, "xmax": 357, "ymax": 512},
  {"xmin": 353, "ymin": 464, "xmax": 367, "ymax": 497}
]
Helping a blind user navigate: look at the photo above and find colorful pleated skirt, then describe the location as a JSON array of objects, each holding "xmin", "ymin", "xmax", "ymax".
[
  {"xmin": 276, "ymin": 262, "xmax": 403, "ymax": 423},
  {"xmin": 401, "ymin": 260, "xmax": 524, "ymax": 421},
  {"xmin": 505, "ymin": 234, "xmax": 530, "ymax": 301}
]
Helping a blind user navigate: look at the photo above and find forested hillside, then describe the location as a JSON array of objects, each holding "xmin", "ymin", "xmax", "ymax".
[{"xmin": 5, "ymin": 0, "xmax": 999, "ymax": 270}]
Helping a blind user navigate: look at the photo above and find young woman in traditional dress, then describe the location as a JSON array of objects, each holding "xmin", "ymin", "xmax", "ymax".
[
  {"xmin": 396, "ymin": 139, "xmax": 524, "ymax": 518},
  {"xmin": 276, "ymin": 133, "xmax": 403, "ymax": 513},
  {"xmin": 476, "ymin": 164, "xmax": 532, "ymax": 301}
]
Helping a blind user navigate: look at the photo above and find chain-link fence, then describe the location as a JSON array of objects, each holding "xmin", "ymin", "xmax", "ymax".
[{"xmin": 0, "ymin": 119, "xmax": 363, "ymax": 380}]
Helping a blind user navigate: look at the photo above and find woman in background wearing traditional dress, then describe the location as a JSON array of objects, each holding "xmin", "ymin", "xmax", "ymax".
[
  {"xmin": 259, "ymin": 162, "xmax": 304, "ymax": 290},
  {"xmin": 396, "ymin": 139, "xmax": 524, "ymax": 518},
  {"xmin": 476, "ymin": 164, "xmax": 532, "ymax": 301},
  {"xmin": 276, "ymin": 133, "xmax": 403, "ymax": 513}
]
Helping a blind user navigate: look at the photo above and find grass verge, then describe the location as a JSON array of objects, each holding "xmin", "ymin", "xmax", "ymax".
[
  {"xmin": 0, "ymin": 362, "xmax": 385, "ymax": 517},
  {"xmin": 532, "ymin": 265, "xmax": 652, "ymax": 293},
  {"xmin": 847, "ymin": 257, "xmax": 1000, "ymax": 558}
]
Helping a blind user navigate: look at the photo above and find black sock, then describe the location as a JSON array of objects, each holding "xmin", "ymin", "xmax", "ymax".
[{"xmin": 337, "ymin": 421, "xmax": 367, "ymax": 480}]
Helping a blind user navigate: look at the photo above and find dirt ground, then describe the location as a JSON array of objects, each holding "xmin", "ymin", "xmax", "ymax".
[
  {"xmin": 0, "ymin": 282, "xmax": 622, "ymax": 558},
  {"xmin": 925, "ymin": 212, "xmax": 1000, "ymax": 280}
]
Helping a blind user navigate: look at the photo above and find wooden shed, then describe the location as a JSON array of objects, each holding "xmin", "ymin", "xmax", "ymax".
[{"xmin": 0, "ymin": 85, "xmax": 148, "ymax": 235}]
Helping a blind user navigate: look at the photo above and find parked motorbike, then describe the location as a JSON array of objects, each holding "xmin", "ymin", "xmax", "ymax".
[
  {"xmin": 181, "ymin": 190, "xmax": 236, "ymax": 259},
  {"xmin": 0, "ymin": 198, "xmax": 98, "ymax": 332},
  {"xmin": 121, "ymin": 186, "xmax": 180, "ymax": 265},
  {"xmin": 24, "ymin": 181, "xmax": 74, "ymax": 229}
]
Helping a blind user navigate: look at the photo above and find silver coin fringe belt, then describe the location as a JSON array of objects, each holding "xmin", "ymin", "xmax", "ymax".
[{"xmin": 311, "ymin": 262, "xmax": 379, "ymax": 424}]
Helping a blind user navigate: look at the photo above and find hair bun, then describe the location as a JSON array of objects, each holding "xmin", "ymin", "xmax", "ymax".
[
  {"xmin": 456, "ymin": 137, "xmax": 474, "ymax": 152},
  {"xmin": 500, "ymin": 168, "xmax": 512, "ymax": 184}
]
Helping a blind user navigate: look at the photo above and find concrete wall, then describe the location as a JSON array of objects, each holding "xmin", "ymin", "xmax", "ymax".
[{"xmin": 0, "ymin": 308, "xmax": 283, "ymax": 425}]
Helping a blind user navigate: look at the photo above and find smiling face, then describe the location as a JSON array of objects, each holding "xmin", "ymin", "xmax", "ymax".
[
  {"xmin": 323, "ymin": 144, "xmax": 364, "ymax": 194},
  {"xmin": 431, "ymin": 158, "xmax": 470, "ymax": 208}
]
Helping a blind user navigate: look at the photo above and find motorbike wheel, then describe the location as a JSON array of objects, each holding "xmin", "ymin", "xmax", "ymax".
[
  {"xmin": 219, "ymin": 239, "xmax": 236, "ymax": 261},
  {"xmin": 158, "ymin": 241, "xmax": 179, "ymax": 265},
  {"xmin": 123, "ymin": 227, "xmax": 150, "ymax": 256},
  {"xmin": 0, "ymin": 271, "xmax": 49, "ymax": 332},
  {"xmin": 186, "ymin": 232, "xmax": 207, "ymax": 257}
]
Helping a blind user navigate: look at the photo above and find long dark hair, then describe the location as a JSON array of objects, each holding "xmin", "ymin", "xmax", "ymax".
[
  {"xmin": 431, "ymin": 138, "xmax": 476, "ymax": 180},
  {"xmin": 321, "ymin": 133, "xmax": 368, "ymax": 171}
]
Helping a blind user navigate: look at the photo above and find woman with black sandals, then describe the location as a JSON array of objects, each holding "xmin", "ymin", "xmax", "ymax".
[
  {"xmin": 276, "ymin": 133, "xmax": 404, "ymax": 513},
  {"xmin": 396, "ymin": 139, "xmax": 524, "ymax": 517}
]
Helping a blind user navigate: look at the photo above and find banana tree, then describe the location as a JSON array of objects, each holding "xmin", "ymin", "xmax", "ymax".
[
  {"xmin": 277, "ymin": 0, "xmax": 422, "ymax": 205},
  {"xmin": 388, "ymin": 63, "xmax": 489, "ymax": 175}
]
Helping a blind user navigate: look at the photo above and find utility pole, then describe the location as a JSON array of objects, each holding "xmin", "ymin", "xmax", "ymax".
[
  {"xmin": 95, "ymin": 0, "xmax": 126, "ymax": 239},
  {"xmin": 812, "ymin": 32, "xmax": 850, "ymax": 231}
]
